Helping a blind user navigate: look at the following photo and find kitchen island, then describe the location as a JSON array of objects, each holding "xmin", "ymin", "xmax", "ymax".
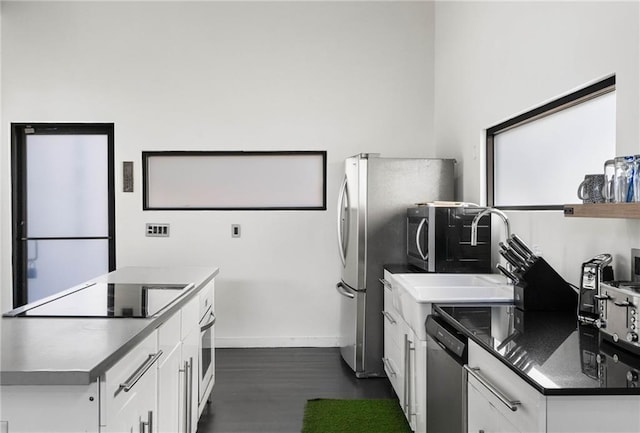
[
  {"xmin": 434, "ymin": 303, "xmax": 640, "ymax": 432},
  {"xmin": 0, "ymin": 266, "xmax": 218, "ymax": 433}
]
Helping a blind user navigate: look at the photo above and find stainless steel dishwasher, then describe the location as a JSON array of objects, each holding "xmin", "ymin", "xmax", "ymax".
[{"xmin": 425, "ymin": 314, "xmax": 468, "ymax": 433}]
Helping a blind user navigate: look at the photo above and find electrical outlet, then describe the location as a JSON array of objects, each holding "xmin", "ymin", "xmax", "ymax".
[
  {"xmin": 146, "ymin": 223, "xmax": 170, "ymax": 237},
  {"xmin": 232, "ymin": 224, "xmax": 241, "ymax": 238}
]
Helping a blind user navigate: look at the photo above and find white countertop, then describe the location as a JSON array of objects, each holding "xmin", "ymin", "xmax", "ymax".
[{"xmin": 0, "ymin": 266, "xmax": 219, "ymax": 386}]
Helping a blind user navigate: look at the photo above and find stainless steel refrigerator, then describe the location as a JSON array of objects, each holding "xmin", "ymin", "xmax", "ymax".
[{"xmin": 335, "ymin": 153, "xmax": 455, "ymax": 377}]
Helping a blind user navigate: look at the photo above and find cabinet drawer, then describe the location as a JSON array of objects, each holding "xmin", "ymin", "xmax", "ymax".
[
  {"xmin": 383, "ymin": 308, "xmax": 402, "ymax": 344},
  {"xmin": 382, "ymin": 350, "xmax": 403, "ymax": 399},
  {"xmin": 467, "ymin": 341, "xmax": 545, "ymax": 433},
  {"xmin": 382, "ymin": 272, "xmax": 400, "ymax": 312},
  {"xmin": 102, "ymin": 331, "xmax": 159, "ymax": 420}
]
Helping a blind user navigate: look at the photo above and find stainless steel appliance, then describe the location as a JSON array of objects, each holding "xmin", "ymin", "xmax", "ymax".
[
  {"xmin": 578, "ymin": 253, "xmax": 613, "ymax": 325},
  {"xmin": 336, "ymin": 153, "xmax": 455, "ymax": 377},
  {"xmin": 406, "ymin": 204, "xmax": 491, "ymax": 273},
  {"xmin": 598, "ymin": 280, "xmax": 640, "ymax": 353},
  {"xmin": 425, "ymin": 314, "xmax": 467, "ymax": 433}
]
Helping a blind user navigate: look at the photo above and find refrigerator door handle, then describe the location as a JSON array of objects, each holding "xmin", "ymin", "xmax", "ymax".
[
  {"xmin": 336, "ymin": 175, "xmax": 349, "ymax": 266},
  {"xmin": 336, "ymin": 282, "xmax": 355, "ymax": 299},
  {"xmin": 416, "ymin": 217, "xmax": 428, "ymax": 261}
]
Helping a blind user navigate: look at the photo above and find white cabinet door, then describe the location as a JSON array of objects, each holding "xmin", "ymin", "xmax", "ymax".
[
  {"xmin": 467, "ymin": 341, "xmax": 545, "ymax": 433},
  {"xmin": 157, "ymin": 312, "xmax": 183, "ymax": 433},
  {"xmin": 403, "ymin": 326, "xmax": 417, "ymax": 431},
  {"xmin": 110, "ymin": 367, "xmax": 156, "ymax": 433},
  {"xmin": 102, "ymin": 331, "xmax": 160, "ymax": 433},
  {"xmin": 468, "ymin": 377, "xmax": 498, "ymax": 433},
  {"xmin": 181, "ymin": 328, "xmax": 200, "ymax": 433}
]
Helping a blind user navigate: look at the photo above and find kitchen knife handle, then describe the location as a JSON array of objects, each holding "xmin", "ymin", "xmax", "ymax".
[
  {"xmin": 509, "ymin": 234, "xmax": 535, "ymax": 257},
  {"xmin": 496, "ymin": 264, "xmax": 519, "ymax": 284}
]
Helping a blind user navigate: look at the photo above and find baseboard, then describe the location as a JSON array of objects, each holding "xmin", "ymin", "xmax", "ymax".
[{"xmin": 215, "ymin": 336, "xmax": 340, "ymax": 348}]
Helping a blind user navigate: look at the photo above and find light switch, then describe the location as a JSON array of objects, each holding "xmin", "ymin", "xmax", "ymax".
[{"xmin": 146, "ymin": 223, "xmax": 170, "ymax": 237}]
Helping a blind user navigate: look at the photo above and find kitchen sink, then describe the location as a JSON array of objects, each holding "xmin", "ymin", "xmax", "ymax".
[
  {"xmin": 388, "ymin": 272, "xmax": 513, "ymax": 339},
  {"xmin": 394, "ymin": 273, "xmax": 506, "ymax": 289}
]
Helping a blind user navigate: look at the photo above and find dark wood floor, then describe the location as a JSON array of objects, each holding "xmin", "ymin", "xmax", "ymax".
[{"xmin": 197, "ymin": 347, "xmax": 397, "ymax": 433}]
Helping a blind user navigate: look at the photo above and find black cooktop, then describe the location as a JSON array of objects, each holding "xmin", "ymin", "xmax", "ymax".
[{"xmin": 9, "ymin": 283, "xmax": 190, "ymax": 318}]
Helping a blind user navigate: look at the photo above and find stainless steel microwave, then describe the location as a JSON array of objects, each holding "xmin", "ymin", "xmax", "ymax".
[{"xmin": 407, "ymin": 205, "xmax": 492, "ymax": 273}]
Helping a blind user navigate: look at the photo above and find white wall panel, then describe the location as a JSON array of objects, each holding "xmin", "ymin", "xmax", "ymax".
[
  {"xmin": 0, "ymin": 1, "xmax": 436, "ymax": 344},
  {"xmin": 434, "ymin": 1, "xmax": 640, "ymax": 284}
]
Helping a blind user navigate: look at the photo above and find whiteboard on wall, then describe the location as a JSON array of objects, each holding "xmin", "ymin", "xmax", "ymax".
[{"xmin": 142, "ymin": 151, "xmax": 327, "ymax": 210}]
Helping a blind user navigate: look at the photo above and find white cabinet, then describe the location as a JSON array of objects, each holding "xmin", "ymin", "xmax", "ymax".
[
  {"xmin": 157, "ymin": 313, "xmax": 182, "ymax": 433},
  {"xmin": 102, "ymin": 330, "xmax": 161, "ymax": 433},
  {"xmin": 381, "ymin": 273, "xmax": 427, "ymax": 433},
  {"xmin": 157, "ymin": 291, "xmax": 206, "ymax": 433},
  {"xmin": 467, "ymin": 339, "xmax": 640, "ymax": 433},
  {"xmin": 382, "ymin": 276, "xmax": 404, "ymax": 401},
  {"xmin": 466, "ymin": 340, "xmax": 545, "ymax": 433},
  {"xmin": 0, "ymin": 275, "xmax": 216, "ymax": 433},
  {"xmin": 180, "ymin": 295, "xmax": 201, "ymax": 433}
]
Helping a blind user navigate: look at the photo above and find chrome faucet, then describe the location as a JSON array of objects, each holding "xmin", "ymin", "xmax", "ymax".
[{"xmin": 470, "ymin": 207, "xmax": 511, "ymax": 246}]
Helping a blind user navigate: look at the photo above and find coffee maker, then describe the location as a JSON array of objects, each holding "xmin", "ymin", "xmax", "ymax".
[{"xmin": 578, "ymin": 253, "xmax": 613, "ymax": 325}]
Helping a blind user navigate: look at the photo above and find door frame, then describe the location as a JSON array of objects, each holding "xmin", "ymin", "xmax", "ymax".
[{"xmin": 10, "ymin": 123, "xmax": 116, "ymax": 307}]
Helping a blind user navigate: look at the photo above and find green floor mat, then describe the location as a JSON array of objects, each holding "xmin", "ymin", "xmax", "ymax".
[{"xmin": 301, "ymin": 398, "xmax": 412, "ymax": 433}]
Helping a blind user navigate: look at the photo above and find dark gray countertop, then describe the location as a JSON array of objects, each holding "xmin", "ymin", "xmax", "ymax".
[
  {"xmin": 0, "ymin": 266, "xmax": 218, "ymax": 386},
  {"xmin": 434, "ymin": 303, "xmax": 640, "ymax": 396}
]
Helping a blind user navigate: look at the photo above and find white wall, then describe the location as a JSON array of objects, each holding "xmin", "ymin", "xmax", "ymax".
[
  {"xmin": 434, "ymin": 1, "xmax": 640, "ymax": 284},
  {"xmin": 0, "ymin": 1, "xmax": 437, "ymax": 345}
]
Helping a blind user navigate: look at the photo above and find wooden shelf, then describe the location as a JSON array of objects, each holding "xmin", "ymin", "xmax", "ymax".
[{"xmin": 563, "ymin": 203, "xmax": 640, "ymax": 219}]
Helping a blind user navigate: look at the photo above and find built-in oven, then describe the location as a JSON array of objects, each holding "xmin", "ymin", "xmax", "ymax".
[{"xmin": 198, "ymin": 284, "xmax": 216, "ymax": 415}]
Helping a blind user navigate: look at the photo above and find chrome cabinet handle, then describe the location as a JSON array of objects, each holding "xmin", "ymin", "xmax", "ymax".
[
  {"xmin": 415, "ymin": 218, "xmax": 428, "ymax": 261},
  {"xmin": 465, "ymin": 366, "xmax": 521, "ymax": 412},
  {"xmin": 614, "ymin": 299, "xmax": 634, "ymax": 307},
  {"xmin": 404, "ymin": 335, "xmax": 415, "ymax": 417},
  {"xmin": 140, "ymin": 410, "xmax": 153, "ymax": 433},
  {"xmin": 119, "ymin": 350, "xmax": 163, "ymax": 394},
  {"xmin": 379, "ymin": 278, "xmax": 392, "ymax": 292},
  {"xmin": 382, "ymin": 357, "xmax": 397, "ymax": 377},
  {"xmin": 382, "ymin": 310, "xmax": 397, "ymax": 325},
  {"xmin": 336, "ymin": 176, "xmax": 349, "ymax": 267},
  {"xmin": 200, "ymin": 311, "xmax": 216, "ymax": 331},
  {"xmin": 335, "ymin": 282, "xmax": 355, "ymax": 299},
  {"xmin": 181, "ymin": 357, "xmax": 194, "ymax": 433}
]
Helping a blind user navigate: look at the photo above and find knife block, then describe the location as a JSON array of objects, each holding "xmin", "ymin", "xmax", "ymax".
[{"xmin": 514, "ymin": 257, "xmax": 578, "ymax": 311}]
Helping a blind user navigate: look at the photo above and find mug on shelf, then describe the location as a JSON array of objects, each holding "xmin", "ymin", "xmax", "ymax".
[
  {"xmin": 603, "ymin": 159, "xmax": 615, "ymax": 202},
  {"xmin": 577, "ymin": 174, "xmax": 606, "ymax": 204}
]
